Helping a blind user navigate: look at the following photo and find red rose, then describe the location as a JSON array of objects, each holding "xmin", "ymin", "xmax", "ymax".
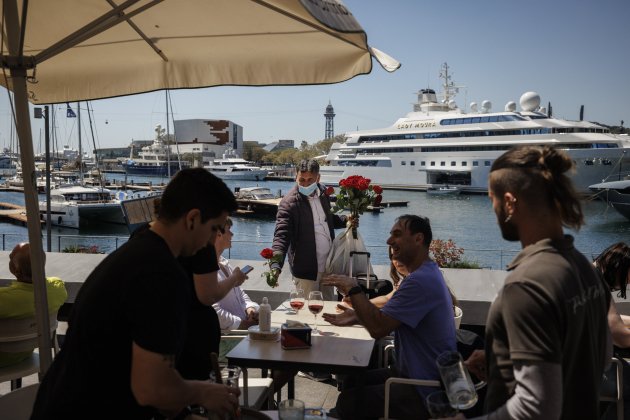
[
  {"xmin": 374, "ymin": 194, "xmax": 383, "ymax": 206},
  {"xmin": 373, "ymin": 185, "xmax": 383, "ymax": 194},
  {"xmin": 260, "ymin": 248, "xmax": 274, "ymax": 259},
  {"xmin": 325, "ymin": 186, "xmax": 335, "ymax": 196},
  {"xmin": 357, "ymin": 179, "xmax": 370, "ymax": 191}
]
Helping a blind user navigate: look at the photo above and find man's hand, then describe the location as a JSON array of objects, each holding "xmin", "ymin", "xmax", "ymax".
[
  {"xmin": 271, "ymin": 268, "xmax": 281, "ymax": 282},
  {"xmin": 199, "ymin": 382, "xmax": 241, "ymax": 418},
  {"xmin": 322, "ymin": 304, "xmax": 359, "ymax": 326},
  {"xmin": 322, "ymin": 274, "xmax": 358, "ymax": 296},
  {"xmin": 464, "ymin": 349, "xmax": 487, "ymax": 381}
]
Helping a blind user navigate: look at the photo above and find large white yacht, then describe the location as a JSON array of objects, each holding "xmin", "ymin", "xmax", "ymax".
[
  {"xmin": 205, "ymin": 149, "xmax": 268, "ymax": 181},
  {"xmin": 320, "ymin": 63, "xmax": 629, "ymax": 194},
  {"xmin": 123, "ymin": 125, "xmax": 188, "ymax": 177}
]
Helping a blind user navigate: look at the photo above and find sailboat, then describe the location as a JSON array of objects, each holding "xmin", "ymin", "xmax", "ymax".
[{"xmin": 39, "ymin": 102, "xmax": 125, "ymax": 228}]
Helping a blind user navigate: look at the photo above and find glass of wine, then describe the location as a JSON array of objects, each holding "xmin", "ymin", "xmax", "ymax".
[
  {"xmin": 307, "ymin": 291, "xmax": 324, "ymax": 335},
  {"xmin": 289, "ymin": 289, "xmax": 305, "ymax": 314}
]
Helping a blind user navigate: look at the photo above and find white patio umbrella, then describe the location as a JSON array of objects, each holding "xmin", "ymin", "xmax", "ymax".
[{"xmin": 1, "ymin": 0, "xmax": 399, "ymax": 373}]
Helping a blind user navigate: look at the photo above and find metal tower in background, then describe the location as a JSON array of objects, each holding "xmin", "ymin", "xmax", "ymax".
[{"xmin": 324, "ymin": 101, "xmax": 335, "ymax": 139}]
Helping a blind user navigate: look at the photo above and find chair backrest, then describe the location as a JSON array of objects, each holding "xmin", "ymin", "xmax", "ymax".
[
  {"xmin": 0, "ymin": 316, "xmax": 58, "ymax": 353},
  {"xmin": 0, "ymin": 382, "xmax": 39, "ymax": 420},
  {"xmin": 454, "ymin": 306, "xmax": 463, "ymax": 329}
]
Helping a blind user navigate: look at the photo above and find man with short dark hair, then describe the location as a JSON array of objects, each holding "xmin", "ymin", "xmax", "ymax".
[
  {"xmin": 272, "ymin": 159, "xmax": 347, "ymax": 300},
  {"xmin": 323, "ymin": 215, "xmax": 456, "ymax": 419},
  {"xmin": 32, "ymin": 169, "xmax": 240, "ymax": 420}
]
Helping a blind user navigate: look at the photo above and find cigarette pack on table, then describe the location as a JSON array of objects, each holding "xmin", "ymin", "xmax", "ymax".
[{"xmin": 281, "ymin": 321, "xmax": 312, "ymax": 349}]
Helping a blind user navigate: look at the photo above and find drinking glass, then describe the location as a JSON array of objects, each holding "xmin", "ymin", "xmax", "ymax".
[
  {"xmin": 425, "ymin": 390, "xmax": 458, "ymax": 417},
  {"xmin": 209, "ymin": 365, "xmax": 241, "ymax": 389},
  {"xmin": 436, "ymin": 351, "xmax": 478, "ymax": 410},
  {"xmin": 307, "ymin": 291, "xmax": 324, "ymax": 334},
  {"xmin": 289, "ymin": 289, "xmax": 305, "ymax": 314},
  {"xmin": 279, "ymin": 398, "xmax": 305, "ymax": 420}
]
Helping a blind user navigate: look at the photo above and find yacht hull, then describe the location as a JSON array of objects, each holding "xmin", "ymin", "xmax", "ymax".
[
  {"xmin": 589, "ymin": 180, "xmax": 630, "ymax": 221},
  {"xmin": 321, "ymin": 148, "xmax": 628, "ymax": 195},
  {"xmin": 123, "ymin": 163, "xmax": 183, "ymax": 177},
  {"xmin": 207, "ymin": 169, "xmax": 268, "ymax": 181}
]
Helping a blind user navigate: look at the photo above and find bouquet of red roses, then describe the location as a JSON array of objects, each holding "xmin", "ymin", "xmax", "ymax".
[
  {"xmin": 260, "ymin": 247, "xmax": 283, "ymax": 288},
  {"xmin": 331, "ymin": 175, "xmax": 383, "ymax": 239}
]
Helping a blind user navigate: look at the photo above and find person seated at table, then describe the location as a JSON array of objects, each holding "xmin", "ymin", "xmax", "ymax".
[
  {"xmin": 213, "ymin": 218, "xmax": 259, "ymax": 331},
  {"xmin": 323, "ymin": 215, "xmax": 457, "ymax": 420},
  {"xmin": 594, "ymin": 242, "xmax": 630, "ymax": 419},
  {"xmin": 0, "ymin": 242, "xmax": 67, "ymax": 368}
]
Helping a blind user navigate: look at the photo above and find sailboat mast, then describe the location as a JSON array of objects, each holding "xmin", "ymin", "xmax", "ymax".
[
  {"xmin": 78, "ymin": 101, "xmax": 83, "ymax": 184},
  {"xmin": 165, "ymin": 90, "xmax": 171, "ymax": 178}
]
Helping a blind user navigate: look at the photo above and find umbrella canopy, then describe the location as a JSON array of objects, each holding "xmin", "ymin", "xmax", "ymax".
[
  {"xmin": 1, "ymin": 0, "xmax": 399, "ymax": 374},
  {"xmin": 3, "ymin": 0, "xmax": 399, "ymax": 104}
]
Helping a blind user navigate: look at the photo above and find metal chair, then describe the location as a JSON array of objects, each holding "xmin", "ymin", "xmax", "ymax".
[
  {"xmin": 0, "ymin": 316, "xmax": 58, "ymax": 390},
  {"xmin": 600, "ymin": 357, "xmax": 624, "ymax": 420},
  {"xmin": 219, "ymin": 330, "xmax": 275, "ymax": 410},
  {"xmin": 0, "ymin": 382, "xmax": 40, "ymax": 420}
]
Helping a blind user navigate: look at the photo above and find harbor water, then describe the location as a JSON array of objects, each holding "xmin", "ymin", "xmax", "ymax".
[{"xmin": 1, "ymin": 174, "xmax": 629, "ymax": 269}]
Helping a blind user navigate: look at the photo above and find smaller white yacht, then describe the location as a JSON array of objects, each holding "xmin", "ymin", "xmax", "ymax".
[
  {"xmin": 589, "ymin": 179, "xmax": 630, "ymax": 221},
  {"xmin": 39, "ymin": 185, "xmax": 125, "ymax": 228},
  {"xmin": 426, "ymin": 185, "xmax": 462, "ymax": 196},
  {"xmin": 205, "ymin": 149, "xmax": 268, "ymax": 181}
]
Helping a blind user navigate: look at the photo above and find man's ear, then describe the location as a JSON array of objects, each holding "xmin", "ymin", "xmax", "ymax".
[
  {"xmin": 185, "ymin": 209, "xmax": 201, "ymax": 230},
  {"xmin": 316, "ymin": 173, "xmax": 321, "ymax": 183}
]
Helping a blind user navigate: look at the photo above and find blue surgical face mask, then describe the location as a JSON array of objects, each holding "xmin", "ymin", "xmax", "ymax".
[{"xmin": 298, "ymin": 182, "xmax": 318, "ymax": 196}]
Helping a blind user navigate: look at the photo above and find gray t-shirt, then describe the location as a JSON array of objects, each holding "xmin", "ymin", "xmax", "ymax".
[{"xmin": 484, "ymin": 235, "xmax": 609, "ymax": 419}]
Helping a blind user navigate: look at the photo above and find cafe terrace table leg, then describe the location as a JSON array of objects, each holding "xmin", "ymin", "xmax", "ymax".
[
  {"xmin": 242, "ymin": 367, "xmax": 249, "ymax": 407},
  {"xmin": 288, "ymin": 376, "xmax": 295, "ymax": 399}
]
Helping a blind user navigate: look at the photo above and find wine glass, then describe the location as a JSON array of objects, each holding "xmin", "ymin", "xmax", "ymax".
[
  {"xmin": 307, "ymin": 291, "xmax": 324, "ymax": 334},
  {"xmin": 289, "ymin": 289, "xmax": 305, "ymax": 314}
]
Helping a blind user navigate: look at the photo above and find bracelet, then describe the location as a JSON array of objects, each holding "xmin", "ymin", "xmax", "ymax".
[{"xmin": 347, "ymin": 285, "xmax": 363, "ymax": 296}]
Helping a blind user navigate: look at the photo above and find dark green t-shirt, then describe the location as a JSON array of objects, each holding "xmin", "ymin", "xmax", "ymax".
[{"xmin": 484, "ymin": 236, "xmax": 610, "ymax": 419}]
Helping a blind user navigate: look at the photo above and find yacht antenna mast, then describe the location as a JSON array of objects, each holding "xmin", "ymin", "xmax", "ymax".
[{"xmin": 438, "ymin": 62, "xmax": 465, "ymax": 104}]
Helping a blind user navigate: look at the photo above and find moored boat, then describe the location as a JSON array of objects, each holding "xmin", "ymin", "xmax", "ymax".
[
  {"xmin": 426, "ymin": 185, "xmax": 462, "ymax": 196},
  {"xmin": 320, "ymin": 63, "xmax": 629, "ymax": 194},
  {"xmin": 205, "ymin": 149, "xmax": 268, "ymax": 181},
  {"xmin": 589, "ymin": 179, "xmax": 630, "ymax": 221},
  {"xmin": 39, "ymin": 185, "xmax": 124, "ymax": 228}
]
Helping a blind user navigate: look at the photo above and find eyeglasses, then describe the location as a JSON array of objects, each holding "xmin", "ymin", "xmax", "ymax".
[{"xmin": 211, "ymin": 223, "xmax": 226, "ymax": 234}]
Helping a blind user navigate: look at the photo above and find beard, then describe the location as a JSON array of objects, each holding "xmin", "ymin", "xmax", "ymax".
[{"xmin": 497, "ymin": 207, "xmax": 519, "ymax": 242}]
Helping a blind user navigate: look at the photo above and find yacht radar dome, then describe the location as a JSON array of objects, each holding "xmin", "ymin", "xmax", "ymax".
[
  {"xmin": 539, "ymin": 107, "xmax": 547, "ymax": 114},
  {"xmin": 520, "ymin": 92, "xmax": 541, "ymax": 112},
  {"xmin": 470, "ymin": 102, "xmax": 478, "ymax": 112},
  {"xmin": 448, "ymin": 100, "xmax": 458, "ymax": 109},
  {"xmin": 481, "ymin": 100, "xmax": 492, "ymax": 113},
  {"xmin": 505, "ymin": 101, "xmax": 516, "ymax": 112}
]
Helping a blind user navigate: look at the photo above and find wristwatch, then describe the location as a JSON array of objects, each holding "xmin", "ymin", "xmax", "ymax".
[{"xmin": 347, "ymin": 285, "xmax": 363, "ymax": 296}]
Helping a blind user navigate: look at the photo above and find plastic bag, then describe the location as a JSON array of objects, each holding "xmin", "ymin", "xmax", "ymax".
[{"xmin": 325, "ymin": 226, "xmax": 374, "ymax": 277}]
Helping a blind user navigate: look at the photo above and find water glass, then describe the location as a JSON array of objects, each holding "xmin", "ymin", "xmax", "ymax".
[
  {"xmin": 279, "ymin": 398, "xmax": 305, "ymax": 420},
  {"xmin": 209, "ymin": 365, "xmax": 241, "ymax": 389},
  {"xmin": 425, "ymin": 390, "xmax": 458, "ymax": 417},
  {"xmin": 436, "ymin": 351, "xmax": 478, "ymax": 410}
]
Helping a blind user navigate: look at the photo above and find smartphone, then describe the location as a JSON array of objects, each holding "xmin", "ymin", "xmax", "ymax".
[{"xmin": 241, "ymin": 265, "xmax": 254, "ymax": 274}]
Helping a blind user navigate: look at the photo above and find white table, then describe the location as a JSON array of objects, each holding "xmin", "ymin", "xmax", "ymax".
[{"xmin": 227, "ymin": 301, "xmax": 375, "ymax": 406}]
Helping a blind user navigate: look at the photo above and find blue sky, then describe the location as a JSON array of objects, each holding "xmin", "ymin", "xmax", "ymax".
[{"xmin": 1, "ymin": 0, "xmax": 629, "ymax": 152}]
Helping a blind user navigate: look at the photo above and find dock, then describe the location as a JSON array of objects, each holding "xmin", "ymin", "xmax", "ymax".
[{"xmin": 0, "ymin": 202, "xmax": 42, "ymax": 226}]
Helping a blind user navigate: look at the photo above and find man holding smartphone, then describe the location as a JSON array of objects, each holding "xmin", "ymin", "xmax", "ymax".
[{"xmin": 212, "ymin": 218, "xmax": 259, "ymax": 330}]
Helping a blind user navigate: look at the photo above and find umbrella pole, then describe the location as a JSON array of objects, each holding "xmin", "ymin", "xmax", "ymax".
[
  {"xmin": 11, "ymin": 66, "xmax": 54, "ymax": 374},
  {"xmin": 3, "ymin": 0, "xmax": 54, "ymax": 373}
]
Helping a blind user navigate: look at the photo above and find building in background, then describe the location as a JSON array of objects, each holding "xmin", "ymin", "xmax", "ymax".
[
  {"xmin": 174, "ymin": 119, "xmax": 243, "ymax": 166},
  {"xmin": 324, "ymin": 101, "xmax": 335, "ymax": 139},
  {"xmin": 263, "ymin": 139, "xmax": 295, "ymax": 153}
]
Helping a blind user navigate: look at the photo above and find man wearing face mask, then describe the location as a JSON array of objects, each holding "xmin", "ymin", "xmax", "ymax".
[{"xmin": 272, "ymin": 159, "xmax": 348, "ymax": 300}]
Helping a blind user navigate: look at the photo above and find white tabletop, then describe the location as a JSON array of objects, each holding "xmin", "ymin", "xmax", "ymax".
[{"xmin": 227, "ymin": 300, "xmax": 374, "ymax": 374}]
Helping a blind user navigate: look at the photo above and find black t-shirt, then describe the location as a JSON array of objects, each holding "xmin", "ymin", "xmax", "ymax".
[
  {"xmin": 484, "ymin": 236, "xmax": 610, "ymax": 419},
  {"xmin": 32, "ymin": 229, "xmax": 191, "ymax": 419},
  {"xmin": 177, "ymin": 244, "xmax": 221, "ymax": 380}
]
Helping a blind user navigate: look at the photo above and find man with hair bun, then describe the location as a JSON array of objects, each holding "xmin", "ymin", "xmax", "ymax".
[{"xmin": 450, "ymin": 146, "xmax": 610, "ymax": 420}]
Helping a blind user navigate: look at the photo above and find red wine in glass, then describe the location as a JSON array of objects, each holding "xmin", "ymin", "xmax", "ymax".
[
  {"xmin": 308, "ymin": 291, "xmax": 324, "ymax": 334},
  {"xmin": 290, "ymin": 300, "xmax": 305, "ymax": 310},
  {"xmin": 308, "ymin": 304, "xmax": 323, "ymax": 314}
]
